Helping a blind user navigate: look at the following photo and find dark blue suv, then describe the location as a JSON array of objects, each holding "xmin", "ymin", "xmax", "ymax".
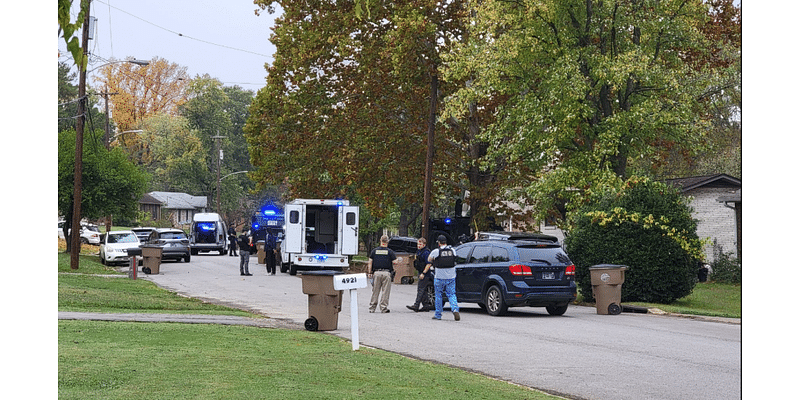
[{"xmin": 453, "ymin": 237, "xmax": 577, "ymax": 316}]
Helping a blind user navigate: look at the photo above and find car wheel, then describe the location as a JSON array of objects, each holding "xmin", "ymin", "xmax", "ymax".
[
  {"xmin": 289, "ymin": 263, "xmax": 297, "ymax": 276},
  {"xmin": 425, "ymin": 285, "xmax": 435, "ymax": 307},
  {"xmin": 80, "ymin": 237, "xmax": 89, "ymax": 244},
  {"xmin": 546, "ymin": 304, "xmax": 569, "ymax": 316},
  {"xmin": 280, "ymin": 263, "xmax": 288, "ymax": 273},
  {"xmin": 485, "ymin": 285, "xmax": 508, "ymax": 316},
  {"xmin": 100, "ymin": 256, "xmax": 105, "ymax": 265},
  {"xmin": 184, "ymin": 255, "xmax": 191, "ymax": 263}
]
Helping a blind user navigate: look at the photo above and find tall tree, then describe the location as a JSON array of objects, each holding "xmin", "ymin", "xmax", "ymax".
[
  {"xmin": 95, "ymin": 56, "xmax": 189, "ymax": 149},
  {"xmin": 442, "ymin": 0, "xmax": 738, "ymax": 223},
  {"xmin": 249, "ymin": 0, "xmax": 490, "ymax": 236}
]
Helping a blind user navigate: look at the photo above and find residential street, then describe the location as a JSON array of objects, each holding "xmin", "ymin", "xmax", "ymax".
[{"xmin": 136, "ymin": 254, "xmax": 741, "ymax": 400}]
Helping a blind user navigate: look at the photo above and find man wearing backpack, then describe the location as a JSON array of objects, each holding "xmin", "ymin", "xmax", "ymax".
[{"xmin": 428, "ymin": 235, "xmax": 460, "ymax": 321}]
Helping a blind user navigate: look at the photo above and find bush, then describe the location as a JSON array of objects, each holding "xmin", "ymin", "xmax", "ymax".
[
  {"xmin": 709, "ymin": 243, "xmax": 741, "ymax": 284},
  {"xmin": 564, "ymin": 176, "xmax": 704, "ymax": 304}
]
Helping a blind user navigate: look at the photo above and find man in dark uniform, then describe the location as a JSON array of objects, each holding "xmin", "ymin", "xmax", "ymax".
[
  {"xmin": 407, "ymin": 237, "xmax": 433, "ymax": 312},
  {"xmin": 228, "ymin": 226, "xmax": 238, "ymax": 256},
  {"xmin": 265, "ymin": 231, "xmax": 277, "ymax": 275},
  {"xmin": 367, "ymin": 235, "xmax": 398, "ymax": 313},
  {"xmin": 238, "ymin": 228, "xmax": 252, "ymax": 276}
]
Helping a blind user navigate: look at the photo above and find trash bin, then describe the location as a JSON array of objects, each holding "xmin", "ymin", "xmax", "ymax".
[
  {"xmin": 126, "ymin": 247, "xmax": 142, "ymax": 279},
  {"xmin": 256, "ymin": 241, "xmax": 266, "ymax": 264},
  {"xmin": 589, "ymin": 264, "xmax": 628, "ymax": 315},
  {"xmin": 300, "ymin": 270, "xmax": 343, "ymax": 331},
  {"xmin": 393, "ymin": 253, "xmax": 416, "ymax": 284},
  {"xmin": 141, "ymin": 244, "xmax": 163, "ymax": 275}
]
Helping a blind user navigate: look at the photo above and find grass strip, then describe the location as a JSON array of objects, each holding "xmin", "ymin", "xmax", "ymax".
[{"xmin": 59, "ymin": 320, "xmax": 558, "ymax": 399}]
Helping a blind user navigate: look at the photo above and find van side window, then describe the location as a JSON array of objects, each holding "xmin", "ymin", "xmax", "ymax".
[
  {"xmin": 290, "ymin": 210, "xmax": 300, "ymax": 224},
  {"xmin": 346, "ymin": 212, "xmax": 356, "ymax": 225}
]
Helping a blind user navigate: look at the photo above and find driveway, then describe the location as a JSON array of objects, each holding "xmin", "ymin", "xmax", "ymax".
[{"xmin": 139, "ymin": 254, "xmax": 741, "ymax": 400}]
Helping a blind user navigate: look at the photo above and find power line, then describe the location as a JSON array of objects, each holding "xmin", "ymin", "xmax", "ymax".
[{"xmin": 94, "ymin": 0, "xmax": 271, "ymax": 58}]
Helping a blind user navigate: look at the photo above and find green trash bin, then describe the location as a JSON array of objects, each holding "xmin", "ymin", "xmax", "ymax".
[{"xmin": 589, "ymin": 264, "xmax": 628, "ymax": 315}]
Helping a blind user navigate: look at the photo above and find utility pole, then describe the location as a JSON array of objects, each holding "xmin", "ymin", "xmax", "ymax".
[
  {"xmin": 101, "ymin": 89, "xmax": 118, "ymax": 149},
  {"xmin": 70, "ymin": 0, "xmax": 91, "ymax": 270},
  {"xmin": 212, "ymin": 133, "xmax": 226, "ymax": 213}
]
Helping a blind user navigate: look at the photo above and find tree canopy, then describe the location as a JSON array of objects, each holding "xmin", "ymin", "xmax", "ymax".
[{"xmin": 441, "ymin": 0, "xmax": 739, "ymax": 223}]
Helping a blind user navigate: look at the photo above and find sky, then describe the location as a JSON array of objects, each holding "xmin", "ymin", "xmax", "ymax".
[{"xmin": 57, "ymin": 0, "xmax": 282, "ymax": 91}]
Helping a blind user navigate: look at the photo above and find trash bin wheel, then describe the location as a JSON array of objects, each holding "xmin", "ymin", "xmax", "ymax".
[
  {"xmin": 608, "ymin": 303, "xmax": 622, "ymax": 315},
  {"xmin": 304, "ymin": 317, "xmax": 319, "ymax": 331},
  {"xmin": 142, "ymin": 266, "xmax": 152, "ymax": 275}
]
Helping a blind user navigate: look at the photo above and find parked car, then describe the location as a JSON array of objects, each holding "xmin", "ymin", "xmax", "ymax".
[
  {"xmin": 57, "ymin": 220, "xmax": 101, "ymax": 245},
  {"xmin": 476, "ymin": 231, "xmax": 560, "ymax": 244},
  {"xmin": 99, "ymin": 231, "xmax": 141, "ymax": 266},
  {"xmin": 149, "ymin": 228, "xmax": 191, "ymax": 263},
  {"xmin": 387, "ymin": 236, "xmax": 419, "ymax": 254},
  {"xmin": 131, "ymin": 227, "xmax": 158, "ymax": 244},
  {"xmin": 453, "ymin": 238, "xmax": 577, "ymax": 316}
]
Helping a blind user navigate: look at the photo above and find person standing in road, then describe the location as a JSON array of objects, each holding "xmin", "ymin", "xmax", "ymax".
[
  {"xmin": 368, "ymin": 235, "xmax": 398, "ymax": 313},
  {"xmin": 428, "ymin": 235, "xmax": 460, "ymax": 321},
  {"xmin": 228, "ymin": 226, "xmax": 238, "ymax": 256},
  {"xmin": 265, "ymin": 231, "xmax": 277, "ymax": 275},
  {"xmin": 407, "ymin": 237, "xmax": 433, "ymax": 312},
  {"xmin": 238, "ymin": 228, "xmax": 252, "ymax": 276}
]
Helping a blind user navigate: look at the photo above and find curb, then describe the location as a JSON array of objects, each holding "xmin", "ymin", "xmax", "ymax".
[{"xmin": 58, "ymin": 311, "xmax": 303, "ymax": 330}]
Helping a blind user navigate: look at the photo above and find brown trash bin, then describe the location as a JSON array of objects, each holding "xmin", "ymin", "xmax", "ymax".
[
  {"xmin": 300, "ymin": 270, "xmax": 343, "ymax": 331},
  {"xmin": 256, "ymin": 241, "xmax": 266, "ymax": 264},
  {"xmin": 393, "ymin": 253, "xmax": 416, "ymax": 284},
  {"xmin": 589, "ymin": 264, "xmax": 628, "ymax": 315},
  {"xmin": 141, "ymin": 245, "xmax": 163, "ymax": 274}
]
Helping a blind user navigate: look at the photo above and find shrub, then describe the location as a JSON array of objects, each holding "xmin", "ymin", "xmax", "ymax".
[
  {"xmin": 709, "ymin": 242, "xmax": 741, "ymax": 284},
  {"xmin": 564, "ymin": 176, "xmax": 704, "ymax": 304}
]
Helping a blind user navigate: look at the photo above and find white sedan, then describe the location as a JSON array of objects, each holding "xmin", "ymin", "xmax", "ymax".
[{"xmin": 99, "ymin": 231, "xmax": 141, "ymax": 266}]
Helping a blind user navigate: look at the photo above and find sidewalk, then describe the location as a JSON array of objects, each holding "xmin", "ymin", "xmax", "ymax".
[{"xmin": 58, "ymin": 311, "xmax": 303, "ymax": 330}]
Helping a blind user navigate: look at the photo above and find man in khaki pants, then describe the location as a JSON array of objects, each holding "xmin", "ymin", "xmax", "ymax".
[{"xmin": 367, "ymin": 235, "xmax": 398, "ymax": 313}]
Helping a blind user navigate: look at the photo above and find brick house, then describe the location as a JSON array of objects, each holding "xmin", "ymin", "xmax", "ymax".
[
  {"xmin": 139, "ymin": 191, "xmax": 208, "ymax": 227},
  {"xmin": 663, "ymin": 174, "xmax": 741, "ymax": 262}
]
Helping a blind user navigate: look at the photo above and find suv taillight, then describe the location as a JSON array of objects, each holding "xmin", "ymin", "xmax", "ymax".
[
  {"xmin": 509, "ymin": 264, "xmax": 533, "ymax": 276},
  {"xmin": 565, "ymin": 264, "xmax": 576, "ymax": 276}
]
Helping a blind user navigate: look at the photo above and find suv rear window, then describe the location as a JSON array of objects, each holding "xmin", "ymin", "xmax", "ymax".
[{"xmin": 516, "ymin": 245, "xmax": 570, "ymax": 265}]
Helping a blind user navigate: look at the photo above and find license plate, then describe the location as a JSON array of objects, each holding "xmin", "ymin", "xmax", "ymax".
[{"xmin": 542, "ymin": 272, "xmax": 555, "ymax": 280}]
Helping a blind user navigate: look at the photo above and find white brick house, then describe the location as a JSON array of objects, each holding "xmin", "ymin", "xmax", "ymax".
[{"xmin": 664, "ymin": 174, "xmax": 741, "ymax": 262}]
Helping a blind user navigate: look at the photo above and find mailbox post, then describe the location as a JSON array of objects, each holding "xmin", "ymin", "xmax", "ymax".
[{"xmin": 333, "ymin": 273, "xmax": 368, "ymax": 350}]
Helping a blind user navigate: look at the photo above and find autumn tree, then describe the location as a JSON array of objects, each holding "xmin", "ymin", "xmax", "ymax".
[
  {"xmin": 95, "ymin": 56, "xmax": 189, "ymax": 158},
  {"xmin": 441, "ymin": 0, "xmax": 739, "ymax": 224},
  {"xmin": 248, "ymin": 0, "xmax": 515, "ymax": 239}
]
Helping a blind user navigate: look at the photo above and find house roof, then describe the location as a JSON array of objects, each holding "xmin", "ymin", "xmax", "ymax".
[
  {"xmin": 663, "ymin": 174, "xmax": 741, "ymax": 193},
  {"xmin": 147, "ymin": 192, "xmax": 207, "ymax": 210},
  {"xmin": 139, "ymin": 193, "xmax": 162, "ymax": 205}
]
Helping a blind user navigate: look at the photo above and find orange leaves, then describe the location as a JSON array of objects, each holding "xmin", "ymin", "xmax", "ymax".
[{"xmin": 95, "ymin": 57, "xmax": 190, "ymax": 134}]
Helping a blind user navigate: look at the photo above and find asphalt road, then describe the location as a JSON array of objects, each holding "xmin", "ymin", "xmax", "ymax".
[{"xmin": 137, "ymin": 253, "xmax": 741, "ymax": 400}]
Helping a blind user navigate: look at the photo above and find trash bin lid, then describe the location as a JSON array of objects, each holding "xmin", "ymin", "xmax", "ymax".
[{"xmin": 589, "ymin": 264, "xmax": 629, "ymax": 270}]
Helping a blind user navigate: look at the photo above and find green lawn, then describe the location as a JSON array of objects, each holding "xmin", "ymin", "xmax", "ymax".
[
  {"xmin": 58, "ymin": 251, "xmax": 562, "ymax": 399},
  {"xmin": 626, "ymin": 282, "xmax": 742, "ymax": 318}
]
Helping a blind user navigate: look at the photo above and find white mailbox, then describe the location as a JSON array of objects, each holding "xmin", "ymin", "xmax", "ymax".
[
  {"xmin": 333, "ymin": 272, "xmax": 368, "ymax": 350},
  {"xmin": 333, "ymin": 273, "xmax": 368, "ymax": 290}
]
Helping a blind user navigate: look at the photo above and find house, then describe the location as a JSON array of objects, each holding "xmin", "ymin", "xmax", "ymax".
[
  {"xmin": 663, "ymin": 174, "xmax": 741, "ymax": 262},
  {"xmin": 139, "ymin": 191, "xmax": 208, "ymax": 226}
]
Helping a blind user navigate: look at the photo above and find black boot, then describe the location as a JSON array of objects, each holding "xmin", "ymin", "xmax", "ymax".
[{"xmin": 406, "ymin": 304, "xmax": 420, "ymax": 312}]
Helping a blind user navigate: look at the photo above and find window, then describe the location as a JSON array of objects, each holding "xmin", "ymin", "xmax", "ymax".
[
  {"xmin": 346, "ymin": 212, "xmax": 356, "ymax": 225},
  {"xmin": 469, "ymin": 246, "xmax": 491, "ymax": 263},
  {"xmin": 492, "ymin": 247, "xmax": 510, "ymax": 262},
  {"xmin": 290, "ymin": 210, "xmax": 300, "ymax": 224}
]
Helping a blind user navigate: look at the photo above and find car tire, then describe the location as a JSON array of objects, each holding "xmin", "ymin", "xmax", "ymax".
[
  {"xmin": 184, "ymin": 255, "xmax": 191, "ymax": 263},
  {"xmin": 100, "ymin": 256, "xmax": 105, "ymax": 265},
  {"xmin": 546, "ymin": 304, "xmax": 569, "ymax": 316},
  {"xmin": 485, "ymin": 285, "xmax": 508, "ymax": 316},
  {"xmin": 289, "ymin": 263, "xmax": 297, "ymax": 276}
]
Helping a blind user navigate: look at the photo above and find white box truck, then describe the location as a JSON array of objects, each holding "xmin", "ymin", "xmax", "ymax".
[
  {"xmin": 281, "ymin": 199, "xmax": 359, "ymax": 275},
  {"xmin": 189, "ymin": 212, "xmax": 228, "ymax": 255}
]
